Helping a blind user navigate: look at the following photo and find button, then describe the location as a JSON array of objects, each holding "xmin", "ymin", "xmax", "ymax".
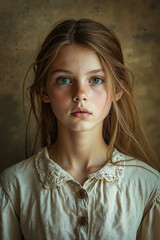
[
  {"xmin": 78, "ymin": 216, "xmax": 87, "ymax": 226},
  {"xmin": 78, "ymin": 189, "xmax": 86, "ymax": 199}
]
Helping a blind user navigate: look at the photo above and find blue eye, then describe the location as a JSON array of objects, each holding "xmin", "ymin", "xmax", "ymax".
[
  {"xmin": 56, "ymin": 77, "xmax": 70, "ymax": 85},
  {"xmin": 91, "ymin": 77, "xmax": 103, "ymax": 84}
]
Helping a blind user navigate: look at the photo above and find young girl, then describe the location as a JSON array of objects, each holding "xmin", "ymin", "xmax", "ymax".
[{"xmin": 0, "ymin": 19, "xmax": 160, "ymax": 240}]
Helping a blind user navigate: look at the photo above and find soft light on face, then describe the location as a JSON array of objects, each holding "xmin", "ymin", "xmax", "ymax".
[{"xmin": 41, "ymin": 44, "xmax": 115, "ymax": 132}]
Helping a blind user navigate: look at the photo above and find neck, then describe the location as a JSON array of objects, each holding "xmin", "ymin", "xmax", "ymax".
[{"xmin": 48, "ymin": 122, "xmax": 108, "ymax": 171}]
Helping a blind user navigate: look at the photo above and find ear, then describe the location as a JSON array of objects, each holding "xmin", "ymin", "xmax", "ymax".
[
  {"xmin": 38, "ymin": 87, "xmax": 50, "ymax": 103},
  {"xmin": 115, "ymin": 89, "xmax": 123, "ymax": 101}
]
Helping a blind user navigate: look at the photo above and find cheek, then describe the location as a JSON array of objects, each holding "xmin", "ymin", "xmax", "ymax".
[
  {"xmin": 49, "ymin": 91, "xmax": 70, "ymax": 105},
  {"xmin": 48, "ymin": 91, "xmax": 71, "ymax": 118},
  {"xmin": 93, "ymin": 91, "xmax": 111, "ymax": 110}
]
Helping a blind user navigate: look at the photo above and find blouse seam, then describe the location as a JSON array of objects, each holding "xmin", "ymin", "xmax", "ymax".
[
  {"xmin": 142, "ymin": 175, "xmax": 160, "ymax": 217},
  {"xmin": 0, "ymin": 175, "xmax": 19, "ymax": 216}
]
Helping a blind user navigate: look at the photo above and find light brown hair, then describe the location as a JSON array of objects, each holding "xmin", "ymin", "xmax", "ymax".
[{"xmin": 24, "ymin": 18, "xmax": 160, "ymax": 171}]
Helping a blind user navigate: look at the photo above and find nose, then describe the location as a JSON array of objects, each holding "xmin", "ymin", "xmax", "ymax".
[{"xmin": 73, "ymin": 85, "xmax": 88, "ymax": 102}]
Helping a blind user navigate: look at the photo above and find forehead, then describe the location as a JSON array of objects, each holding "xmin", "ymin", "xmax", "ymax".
[{"xmin": 49, "ymin": 44, "xmax": 104, "ymax": 73}]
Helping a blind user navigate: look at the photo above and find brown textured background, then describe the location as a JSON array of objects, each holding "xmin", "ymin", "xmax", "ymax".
[{"xmin": 0, "ymin": 0, "xmax": 160, "ymax": 172}]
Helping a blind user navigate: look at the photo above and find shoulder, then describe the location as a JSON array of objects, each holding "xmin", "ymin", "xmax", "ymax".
[
  {"xmin": 0, "ymin": 154, "xmax": 35, "ymax": 184},
  {"xmin": 114, "ymin": 149, "xmax": 159, "ymax": 180},
  {"xmin": 0, "ymin": 149, "xmax": 43, "ymax": 218},
  {"xmin": 123, "ymin": 152, "xmax": 159, "ymax": 182},
  {"xmin": 113, "ymin": 149, "xmax": 159, "ymax": 176},
  {"xmin": 114, "ymin": 150, "xmax": 160, "ymax": 203},
  {"xmin": 0, "ymin": 148, "xmax": 46, "ymax": 195}
]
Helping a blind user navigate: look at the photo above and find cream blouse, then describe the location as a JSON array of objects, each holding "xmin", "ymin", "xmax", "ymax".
[{"xmin": 0, "ymin": 147, "xmax": 160, "ymax": 240}]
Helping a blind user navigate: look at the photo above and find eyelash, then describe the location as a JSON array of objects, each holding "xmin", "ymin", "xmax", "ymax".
[{"xmin": 56, "ymin": 76, "xmax": 104, "ymax": 85}]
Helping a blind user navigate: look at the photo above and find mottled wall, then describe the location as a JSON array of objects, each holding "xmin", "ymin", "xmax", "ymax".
[{"xmin": 0, "ymin": 0, "xmax": 160, "ymax": 172}]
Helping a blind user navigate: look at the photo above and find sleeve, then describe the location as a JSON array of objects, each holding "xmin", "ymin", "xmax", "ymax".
[
  {"xmin": 137, "ymin": 178, "xmax": 160, "ymax": 240},
  {"xmin": 0, "ymin": 183, "xmax": 23, "ymax": 240}
]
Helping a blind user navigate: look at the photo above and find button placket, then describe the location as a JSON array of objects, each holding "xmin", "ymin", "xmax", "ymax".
[{"xmin": 76, "ymin": 187, "xmax": 89, "ymax": 239}]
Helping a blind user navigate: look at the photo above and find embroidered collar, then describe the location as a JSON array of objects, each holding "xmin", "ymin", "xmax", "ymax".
[{"xmin": 35, "ymin": 147, "xmax": 125, "ymax": 189}]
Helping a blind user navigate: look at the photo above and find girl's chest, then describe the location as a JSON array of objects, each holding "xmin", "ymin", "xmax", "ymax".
[{"xmin": 19, "ymin": 182, "xmax": 145, "ymax": 240}]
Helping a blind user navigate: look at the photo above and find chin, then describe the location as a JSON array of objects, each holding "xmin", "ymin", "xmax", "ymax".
[
  {"xmin": 68, "ymin": 122, "xmax": 99, "ymax": 132},
  {"xmin": 70, "ymin": 126, "xmax": 92, "ymax": 132},
  {"xmin": 64, "ymin": 121, "xmax": 89, "ymax": 131}
]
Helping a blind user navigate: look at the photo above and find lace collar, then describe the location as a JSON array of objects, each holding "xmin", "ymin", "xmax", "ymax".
[{"xmin": 35, "ymin": 147, "xmax": 125, "ymax": 189}]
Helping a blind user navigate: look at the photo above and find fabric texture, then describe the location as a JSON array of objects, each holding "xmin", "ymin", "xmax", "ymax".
[{"xmin": 0, "ymin": 147, "xmax": 160, "ymax": 240}]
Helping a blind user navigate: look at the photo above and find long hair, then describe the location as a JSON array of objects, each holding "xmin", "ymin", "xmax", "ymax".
[{"xmin": 24, "ymin": 18, "xmax": 160, "ymax": 171}]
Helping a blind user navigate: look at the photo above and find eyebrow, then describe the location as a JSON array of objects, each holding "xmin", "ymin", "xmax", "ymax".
[{"xmin": 50, "ymin": 68, "xmax": 105, "ymax": 75}]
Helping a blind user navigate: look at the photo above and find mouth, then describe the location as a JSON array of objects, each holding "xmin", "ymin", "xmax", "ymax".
[
  {"xmin": 71, "ymin": 107, "xmax": 92, "ymax": 118},
  {"xmin": 71, "ymin": 107, "xmax": 91, "ymax": 114}
]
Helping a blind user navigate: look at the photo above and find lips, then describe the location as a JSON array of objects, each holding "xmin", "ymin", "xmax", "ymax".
[
  {"xmin": 71, "ymin": 107, "xmax": 92, "ymax": 118},
  {"xmin": 71, "ymin": 107, "xmax": 91, "ymax": 114}
]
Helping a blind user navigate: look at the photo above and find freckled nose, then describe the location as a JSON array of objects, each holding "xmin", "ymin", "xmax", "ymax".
[{"xmin": 73, "ymin": 86, "xmax": 88, "ymax": 102}]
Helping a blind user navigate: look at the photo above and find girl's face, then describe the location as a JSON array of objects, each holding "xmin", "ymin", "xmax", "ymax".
[{"xmin": 41, "ymin": 44, "xmax": 121, "ymax": 132}]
